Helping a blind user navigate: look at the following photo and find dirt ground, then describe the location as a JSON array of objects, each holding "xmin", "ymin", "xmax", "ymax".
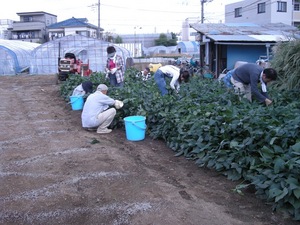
[{"xmin": 0, "ymin": 74, "xmax": 298, "ymax": 225}]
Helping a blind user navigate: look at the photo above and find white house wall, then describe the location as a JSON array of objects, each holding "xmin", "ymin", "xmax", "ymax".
[
  {"xmin": 225, "ymin": 0, "xmax": 293, "ymax": 25},
  {"xmin": 270, "ymin": 0, "xmax": 293, "ymax": 25},
  {"xmin": 64, "ymin": 27, "xmax": 97, "ymax": 38}
]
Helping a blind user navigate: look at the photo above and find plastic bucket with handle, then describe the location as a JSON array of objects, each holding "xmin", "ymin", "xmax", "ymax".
[
  {"xmin": 124, "ymin": 116, "xmax": 146, "ymax": 141},
  {"xmin": 69, "ymin": 95, "xmax": 84, "ymax": 110}
]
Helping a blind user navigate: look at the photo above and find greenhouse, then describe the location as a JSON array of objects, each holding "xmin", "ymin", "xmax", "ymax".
[
  {"xmin": 0, "ymin": 40, "xmax": 40, "ymax": 75},
  {"xmin": 177, "ymin": 41, "xmax": 200, "ymax": 55},
  {"xmin": 144, "ymin": 45, "xmax": 177, "ymax": 56},
  {"xmin": 0, "ymin": 35, "xmax": 131, "ymax": 75},
  {"xmin": 30, "ymin": 34, "xmax": 131, "ymax": 75}
]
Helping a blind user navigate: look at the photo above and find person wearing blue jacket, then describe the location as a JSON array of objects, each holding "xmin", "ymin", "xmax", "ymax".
[
  {"xmin": 230, "ymin": 63, "xmax": 277, "ymax": 106},
  {"xmin": 81, "ymin": 84, "xmax": 123, "ymax": 134}
]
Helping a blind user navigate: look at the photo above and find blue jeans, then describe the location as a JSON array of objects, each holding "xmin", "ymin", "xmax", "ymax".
[
  {"xmin": 154, "ymin": 69, "xmax": 168, "ymax": 96},
  {"xmin": 109, "ymin": 74, "xmax": 123, "ymax": 87}
]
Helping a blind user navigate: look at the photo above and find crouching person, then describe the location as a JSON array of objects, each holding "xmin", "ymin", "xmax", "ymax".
[{"xmin": 81, "ymin": 84, "xmax": 123, "ymax": 134}]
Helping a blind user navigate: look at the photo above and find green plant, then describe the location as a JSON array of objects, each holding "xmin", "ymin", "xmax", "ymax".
[{"xmin": 59, "ymin": 65, "xmax": 300, "ymax": 220}]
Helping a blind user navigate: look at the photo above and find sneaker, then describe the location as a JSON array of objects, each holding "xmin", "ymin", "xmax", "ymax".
[{"xmin": 96, "ymin": 128, "xmax": 112, "ymax": 134}]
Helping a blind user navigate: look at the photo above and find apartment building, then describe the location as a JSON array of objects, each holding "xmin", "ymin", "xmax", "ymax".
[
  {"xmin": 225, "ymin": 0, "xmax": 300, "ymax": 27},
  {"xmin": 9, "ymin": 11, "xmax": 57, "ymax": 43}
]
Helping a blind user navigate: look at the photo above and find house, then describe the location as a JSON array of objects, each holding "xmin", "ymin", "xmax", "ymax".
[
  {"xmin": 225, "ymin": 0, "xmax": 300, "ymax": 27},
  {"xmin": 189, "ymin": 22, "xmax": 300, "ymax": 75},
  {"xmin": 47, "ymin": 17, "xmax": 103, "ymax": 40},
  {"xmin": 0, "ymin": 19, "xmax": 13, "ymax": 39},
  {"xmin": 9, "ymin": 11, "xmax": 57, "ymax": 43}
]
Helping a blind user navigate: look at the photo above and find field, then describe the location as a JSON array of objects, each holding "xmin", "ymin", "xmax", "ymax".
[{"xmin": 0, "ymin": 74, "xmax": 298, "ymax": 225}]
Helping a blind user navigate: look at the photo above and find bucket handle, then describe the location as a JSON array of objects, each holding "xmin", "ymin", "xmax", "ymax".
[
  {"xmin": 69, "ymin": 96, "xmax": 82, "ymax": 105},
  {"xmin": 131, "ymin": 121, "xmax": 147, "ymax": 130}
]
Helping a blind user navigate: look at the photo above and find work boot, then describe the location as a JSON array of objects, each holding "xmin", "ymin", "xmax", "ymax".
[{"xmin": 96, "ymin": 128, "xmax": 112, "ymax": 134}]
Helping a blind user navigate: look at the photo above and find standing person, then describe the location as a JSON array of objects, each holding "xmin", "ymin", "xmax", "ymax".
[
  {"xmin": 154, "ymin": 65, "xmax": 190, "ymax": 96},
  {"xmin": 105, "ymin": 46, "xmax": 124, "ymax": 87},
  {"xmin": 81, "ymin": 84, "xmax": 124, "ymax": 134},
  {"xmin": 72, "ymin": 81, "xmax": 93, "ymax": 96},
  {"xmin": 230, "ymin": 63, "xmax": 277, "ymax": 105}
]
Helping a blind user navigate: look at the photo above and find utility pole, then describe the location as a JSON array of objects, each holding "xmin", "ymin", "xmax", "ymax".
[
  {"xmin": 200, "ymin": 0, "xmax": 213, "ymax": 71},
  {"xmin": 201, "ymin": 0, "xmax": 205, "ymax": 23},
  {"xmin": 201, "ymin": 0, "xmax": 213, "ymax": 23},
  {"xmin": 97, "ymin": 0, "xmax": 101, "ymax": 39}
]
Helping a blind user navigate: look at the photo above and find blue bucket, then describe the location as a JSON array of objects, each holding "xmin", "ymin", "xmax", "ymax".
[
  {"xmin": 69, "ymin": 95, "xmax": 84, "ymax": 110},
  {"xmin": 124, "ymin": 116, "xmax": 147, "ymax": 141}
]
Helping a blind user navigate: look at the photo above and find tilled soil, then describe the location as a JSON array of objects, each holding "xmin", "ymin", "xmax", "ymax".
[{"xmin": 0, "ymin": 74, "xmax": 298, "ymax": 225}]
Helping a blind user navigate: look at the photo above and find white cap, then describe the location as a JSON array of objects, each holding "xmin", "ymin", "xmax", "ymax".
[{"xmin": 97, "ymin": 84, "xmax": 108, "ymax": 91}]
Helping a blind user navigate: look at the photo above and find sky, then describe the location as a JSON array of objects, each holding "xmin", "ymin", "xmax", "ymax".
[{"xmin": 1, "ymin": 0, "xmax": 240, "ymax": 34}]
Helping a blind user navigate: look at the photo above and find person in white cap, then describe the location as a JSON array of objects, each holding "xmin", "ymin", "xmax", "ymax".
[{"xmin": 81, "ymin": 84, "xmax": 124, "ymax": 134}]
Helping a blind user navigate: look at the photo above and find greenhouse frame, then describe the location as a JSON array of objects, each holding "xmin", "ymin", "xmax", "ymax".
[{"xmin": 0, "ymin": 34, "xmax": 131, "ymax": 76}]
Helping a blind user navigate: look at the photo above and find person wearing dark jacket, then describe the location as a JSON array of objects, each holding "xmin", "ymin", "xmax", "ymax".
[
  {"xmin": 230, "ymin": 63, "xmax": 277, "ymax": 106},
  {"xmin": 72, "ymin": 81, "xmax": 93, "ymax": 96}
]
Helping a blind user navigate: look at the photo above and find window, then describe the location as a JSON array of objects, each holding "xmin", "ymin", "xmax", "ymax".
[
  {"xmin": 277, "ymin": 1, "xmax": 287, "ymax": 12},
  {"xmin": 294, "ymin": 2, "xmax": 300, "ymax": 11},
  {"xmin": 235, "ymin": 7, "xmax": 242, "ymax": 17},
  {"xmin": 76, "ymin": 31, "xmax": 90, "ymax": 37},
  {"xmin": 23, "ymin": 16, "xmax": 33, "ymax": 22},
  {"xmin": 258, "ymin": 2, "xmax": 266, "ymax": 13}
]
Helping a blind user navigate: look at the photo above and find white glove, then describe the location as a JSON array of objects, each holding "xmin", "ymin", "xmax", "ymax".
[
  {"xmin": 114, "ymin": 100, "xmax": 124, "ymax": 109},
  {"xmin": 110, "ymin": 68, "xmax": 117, "ymax": 74}
]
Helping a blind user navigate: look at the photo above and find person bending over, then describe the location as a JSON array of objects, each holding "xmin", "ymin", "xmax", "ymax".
[
  {"xmin": 72, "ymin": 81, "xmax": 93, "ymax": 96},
  {"xmin": 154, "ymin": 65, "xmax": 190, "ymax": 96},
  {"xmin": 230, "ymin": 63, "xmax": 277, "ymax": 106}
]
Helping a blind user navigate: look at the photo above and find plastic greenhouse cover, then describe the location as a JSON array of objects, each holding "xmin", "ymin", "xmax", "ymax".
[
  {"xmin": 0, "ymin": 40, "xmax": 40, "ymax": 75},
  {"xmin": 30, "ymin": 34, "xmax": 131, "ymax": 75}
]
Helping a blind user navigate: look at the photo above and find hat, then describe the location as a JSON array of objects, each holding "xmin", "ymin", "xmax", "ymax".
[
  {"xmin": 82, "ymin": 81, "xmax": 93, "ymax": 93},
  {"xmin": 107, "ymin": 46, "xmax": 116, "ymax": 58},
  {"xmin": 97, "ymin": 84, "xmax": 108, "ymax": 91},
  {"xmin": 107, "ymin": 46, "xmax": 116, "ymax": 54}
]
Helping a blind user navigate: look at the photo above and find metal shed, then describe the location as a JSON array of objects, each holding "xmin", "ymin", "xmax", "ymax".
[{"xmin": 189, "ymin": 22, "xmax": 300, "ymax": 75}]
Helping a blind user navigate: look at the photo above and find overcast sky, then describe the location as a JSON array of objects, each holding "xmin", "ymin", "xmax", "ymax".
[{"xmin": 1, "ymin": 0, "xmax": 240, "ymax": 34}]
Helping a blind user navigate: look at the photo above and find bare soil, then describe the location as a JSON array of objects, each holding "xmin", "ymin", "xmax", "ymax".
[{"xmin": 0, "ymin": 74, "xmax": 298, "ymax": 225}]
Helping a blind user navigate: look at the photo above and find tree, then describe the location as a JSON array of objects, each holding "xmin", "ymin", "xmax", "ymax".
[
  {"xmin": 154, "ymin": 33, "xmax": 177, "ymax": 46},
  {"xmin": 115, "ymin": 35, "xmax": 123, "ymax": 43},
  {"xmin": 104, "ymin": 32, "xmax": 114, "ymax": 42}
]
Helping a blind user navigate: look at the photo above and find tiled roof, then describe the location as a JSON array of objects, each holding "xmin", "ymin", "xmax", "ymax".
[{"xmin": 47, "ymin": 17, "xmax": 100, "ymax": 30}]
